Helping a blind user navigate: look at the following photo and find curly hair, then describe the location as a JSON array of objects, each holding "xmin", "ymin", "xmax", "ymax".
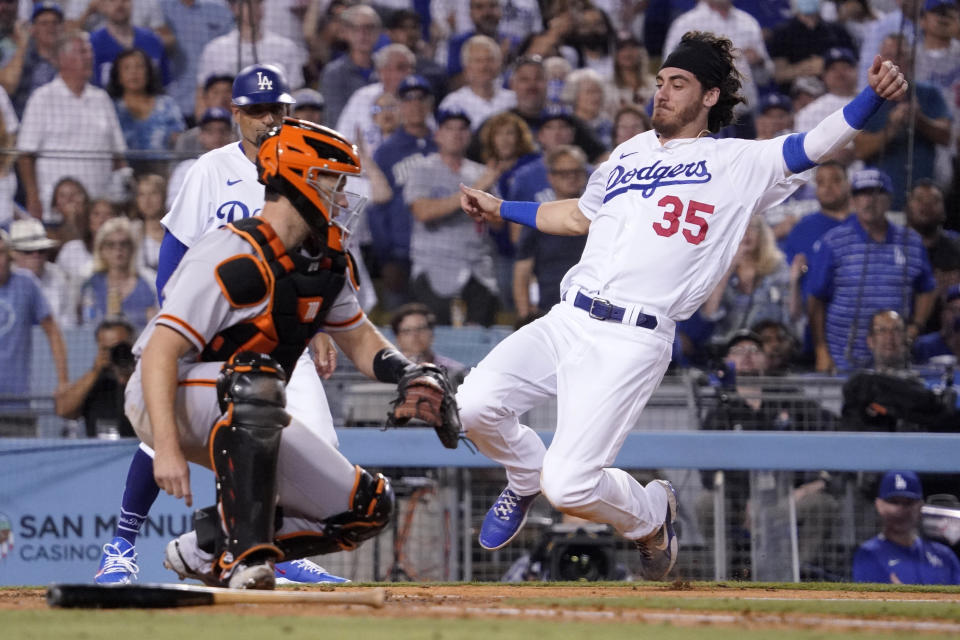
[
  {"xmin": 478, "ymin": 112, "xmax": 536, "ymax": 163},
  {"xmin": 106, "ymin": 48, "xmax": 163, "ymax": 99},
  {"xmin": 677, "ymin": 31, "xmax": 745, "ymax": 132}
]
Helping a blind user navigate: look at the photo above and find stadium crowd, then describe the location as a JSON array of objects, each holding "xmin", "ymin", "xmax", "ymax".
[{"xmin": 0, "ymin": 0, "xmax": 958, "ymax": 583}]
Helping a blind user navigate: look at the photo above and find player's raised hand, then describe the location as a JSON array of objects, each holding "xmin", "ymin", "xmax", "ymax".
[
  {"xmin": 459, "ymin": 183, "xmax": 502, "ymax": 223},
  {"xmin": 868, "ymin": 55, "xmax": 908, "ymax": 101}
]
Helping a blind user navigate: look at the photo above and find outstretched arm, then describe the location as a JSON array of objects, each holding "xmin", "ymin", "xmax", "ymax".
[
  {"xmin": 459, "ymin": 183, "xmax": 590, "ymax": 236},
  {"xmin": 782, "ymin": 56, "xmax": 908, "ymax": 175}
]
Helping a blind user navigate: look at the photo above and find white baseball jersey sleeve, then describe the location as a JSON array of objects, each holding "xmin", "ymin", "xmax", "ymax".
[
  {"xmin": 567, "ymin": 130, "xmax": 803, "ymax": 321},
  {"xmin": 161, "ymin": 142, "xmax": 265, "ymax": 247}
]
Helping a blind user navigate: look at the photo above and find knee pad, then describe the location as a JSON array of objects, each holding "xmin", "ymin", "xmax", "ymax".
[
  {"xmin": 210, "ymin": 352, "xmax": 290, "ymax": 567},
  {"xmin": 275, "ymin": 466, "xmax": 395, "ymax": 559}
]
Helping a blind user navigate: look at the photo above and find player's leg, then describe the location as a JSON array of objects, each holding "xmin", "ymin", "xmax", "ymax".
[
  {"xmin": 456, "ymin": 309, "xmax": 567, "ymax": 549},
  {"xmin": 280, "ymin": 351, "xmax": 350, "ymax": 583},
  {"xmin": 137, "ymin": 354, "xmax": 288, "ymax": 589},
  {"xmin": 538, "ymin": 306, "xmax": 678, "ymax": 578},
  {"xmin": 93, "ymin": 443, "xmax": 159, "ymax": 584}
]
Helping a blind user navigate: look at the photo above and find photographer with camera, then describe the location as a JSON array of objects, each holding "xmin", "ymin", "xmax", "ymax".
[{"xmin": 54, "ymin": 317, "xmax": 136, "ymax": 438}]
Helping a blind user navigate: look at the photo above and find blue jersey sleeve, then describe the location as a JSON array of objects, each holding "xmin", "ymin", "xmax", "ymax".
[{"xmin": 156, "ymin": 230, "xmax": 190, "ymax": 302}]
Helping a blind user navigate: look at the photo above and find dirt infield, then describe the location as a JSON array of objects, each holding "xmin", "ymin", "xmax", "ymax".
[{"xmin": 5, "ymin": 582, "xmax": 960, "ymax": 634}]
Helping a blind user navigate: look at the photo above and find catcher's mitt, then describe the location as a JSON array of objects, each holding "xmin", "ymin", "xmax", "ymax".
[{"xmin": 386, "ymin": 363, "xmax": 462, "ymax": 449}]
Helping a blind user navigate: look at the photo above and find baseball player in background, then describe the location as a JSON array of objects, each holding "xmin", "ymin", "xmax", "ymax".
[
  {"xmin": 95, "ymin": 64, "xmax": 345, "ymax": 585},
  {"xmin": 458, "ymin": 30, "xmax": 909, "ymax": 580},
  {"xmin": 128, "ymin": 118, "xmax": 456, "ymax": 589}
]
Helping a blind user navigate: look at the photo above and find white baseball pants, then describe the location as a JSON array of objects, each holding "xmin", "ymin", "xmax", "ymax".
[{"xmin": 457, "ymin": 302, "xmax": 674, "ymax": 539}]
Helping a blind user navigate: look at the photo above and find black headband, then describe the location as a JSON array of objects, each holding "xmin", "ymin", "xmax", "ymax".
[{"xmin": 660, "ymin": 38, "xmax": 731, "ymax": 89}]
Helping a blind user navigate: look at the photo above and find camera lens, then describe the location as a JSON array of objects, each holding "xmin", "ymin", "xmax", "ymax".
[{"xmin": 109, "ymin": 342, "xmax": 135, "ymax": 367}]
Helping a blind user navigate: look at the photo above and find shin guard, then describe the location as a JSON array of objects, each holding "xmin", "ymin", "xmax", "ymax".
[
  {"xmin": 275, "ymin": 466, "xmax": 394, "ymax": 560},
  {"xmin": 210, "ymin": 352, "xmax": 290, "ymax": 573}
]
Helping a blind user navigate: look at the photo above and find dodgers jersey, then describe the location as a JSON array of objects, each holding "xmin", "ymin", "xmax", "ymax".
[
  {"xmin": 132, "ymin": 227, "xmax": 365, "ymax": 362},
  {"xmin": 162, "ymin": 142, "xmax": 264, "ymax": 247},
  {"xmin": 566, "ymin": 130, "xmax": 805, "ymax": 321}
]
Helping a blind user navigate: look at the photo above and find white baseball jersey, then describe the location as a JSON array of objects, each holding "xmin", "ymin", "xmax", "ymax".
[
  {"xmin": 162, "ymin": 142, "xmax": 263, "ymax": 248},
  {"xmin": 565, "ymin": 130, "xmax": 805, "ymax": 321}
]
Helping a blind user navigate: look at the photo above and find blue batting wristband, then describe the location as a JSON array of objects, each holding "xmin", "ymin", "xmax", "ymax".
[
  {"xmin": 842, "ymin": 86, "xmax": 885, "ymax": 130},
  {"xmin": 500, "ymin": 201, "xmax": 539, "ymax": 228}
]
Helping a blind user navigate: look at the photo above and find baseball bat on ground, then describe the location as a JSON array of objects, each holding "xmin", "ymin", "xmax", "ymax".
[{"xmin": 47, "ymin": 583, "xmax": 387, "ymax": 609}]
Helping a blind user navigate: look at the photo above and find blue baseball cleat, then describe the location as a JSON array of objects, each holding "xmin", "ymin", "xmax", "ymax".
[
  {"xmin": 634, "ymin": 479, "xmax": 679, "ymax": 581},
  {"xmin": 94, "ymin": 537, "xmax": 140, "ymax": 585},
  {"xmin": 274, "ymin": 558, "xmax": 350, "ymax": 584},
  {"xmin": 479, "ymin": 488, "xmax": 539, "ymax": 550}
]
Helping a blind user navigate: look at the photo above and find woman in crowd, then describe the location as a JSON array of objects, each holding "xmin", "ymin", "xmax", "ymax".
[
  {"xmin": 611, "ymin": 104, "xmax": 651, "ymax": 147},
  {"xmin": 611, "ymin": 33, "xmax": 656, "ymax": 107},
  {"xmin": 79, "ymin": 216, "xmax": 157, "ymax": 331},
  {"xmin": 56, "ymin": 198, "xmax": 121, "ymax": 306},
  {"xmin": 46, "ymin": 177, "xmax": 91, "ymax": 249},
  {"xmin": 700, "ymin": 215, "xmax": 794, "ymax": 349},
  {"xmin": 478, "ymin": 111, "xmax": 538, "ymax": 198},
  {"xmin": 131, "ymin": 174, "xmax": 166, "ymax": 281},
  {"xmin": 106, "ymin": 48, "xmax": 185, "ymax": 174},
  {"xmin": 562, "ymin": 68, "xmax": 615, "ymax": 148}
]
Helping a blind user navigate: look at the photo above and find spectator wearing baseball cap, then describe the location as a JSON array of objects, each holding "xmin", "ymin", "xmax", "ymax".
[
  {"xmin": 853, "ymin": 32, "xmax": 952, "ymax": 210},
  {"xmin": 767, "ymin": 0, "xmax": 858, "ymax": 95},
  {"xmin": 789, "ymin": 75, "xmax": 825, "ymax": 112},
  {"xmin": 291, "ymin": 88, "xmax": 325, "ymax": 125},
  {"xmin": 853, "ymin": 471, "xmax": 960, "ymax": 584},
  {"xmin": 165, "ymin": 106, "xmax": 235, "ymax": 208},
  {"xmin": 365, "ymin": 73, "xmax": 437, "ymax": 311},
  {"xmin": 754, "ymin": 93, "xmax": 793, "ymax": 140},
  {"xmin": 403, "ymin": 99, "xmax": 500, "ymax": 326},
  {"xmin": 794, "ymin": 48, "xmax": 859, "ymax": 141},
  {"xmin": 806, "ymin": 167, "xmax": 936, "ymax": 372},
  {"xmin": 503, "ymin": 105, "xmax": 578, "ymax": 203},
  {"xmin": 174, "ymin": 75, "xmax": 236, "ymax": 155}
]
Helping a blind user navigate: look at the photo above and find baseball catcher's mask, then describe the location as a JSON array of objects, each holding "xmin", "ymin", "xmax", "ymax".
[{"xmin": 256, "ymin": 117, "xmax": 367, "ymax": 251}]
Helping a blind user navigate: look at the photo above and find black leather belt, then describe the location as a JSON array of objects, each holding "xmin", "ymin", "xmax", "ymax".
[{"xmin": 573, "ymin": 291, "xmax": 658, "ymax": 329}]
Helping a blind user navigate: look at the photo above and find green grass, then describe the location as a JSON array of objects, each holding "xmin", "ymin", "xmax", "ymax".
[
  {"xmin": 509, "ymin": 595, "xmax": 960, "ymax": 621},
  {"xmin": 0, "ymin": 611, "xmax": 939, "ymax": 640}
]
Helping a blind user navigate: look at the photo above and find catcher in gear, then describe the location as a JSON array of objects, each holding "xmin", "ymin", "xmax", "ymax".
[
  {"xmin": 124, "ymin": 118, "xmax": 461, "ymax": 589},
  {"xmin": 387, "ymin": 363, "xmax": 462, "ymax": 448}
]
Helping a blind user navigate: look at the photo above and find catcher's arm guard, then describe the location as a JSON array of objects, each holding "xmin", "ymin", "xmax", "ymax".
[{"xmin": 386, "ymin": 363, "xmax": 463, "ymax": 449}]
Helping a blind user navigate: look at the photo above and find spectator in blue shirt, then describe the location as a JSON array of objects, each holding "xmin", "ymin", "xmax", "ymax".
[
  {"xmin": 807, "ymin": 169, "xmax": 936, "ymax": 372},
  {"xmin": 853, "ymin": 470, "xmax": 960, "ymax": 584},
  {"xmin": 0, "ymin": 229, "xmax": 68, "ymax": 435},
  {"xmin": 90, "ymin": 0, "xmax": 170, "ymax": 89}
]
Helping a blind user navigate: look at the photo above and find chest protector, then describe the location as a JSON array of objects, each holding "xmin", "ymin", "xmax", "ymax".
[{"xmin": 201, "ymin": 217, "xmax": 352, "ymax": 376}]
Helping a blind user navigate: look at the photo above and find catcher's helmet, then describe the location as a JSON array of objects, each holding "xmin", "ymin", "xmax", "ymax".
[
  {"xmin": 232, "ymin": 63, "xmax": 296, "ymax": 107},
  {"xmin": 256, "ymin": 117, "xmax": 365, "ymax": 251}
]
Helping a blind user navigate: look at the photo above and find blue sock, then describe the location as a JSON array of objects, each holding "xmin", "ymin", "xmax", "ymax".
[{"xmin": 114, "ymin": 447, "xmax": 160, "ymax": 546}]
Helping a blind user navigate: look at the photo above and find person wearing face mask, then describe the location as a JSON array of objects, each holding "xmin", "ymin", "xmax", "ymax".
[
  {"xmin": 570, "ymin": 6, "xmax": 615, "ymax": 79},
  {"xmin": 768, "ymin": 0, "xmax": 858, "ymax": 94}
]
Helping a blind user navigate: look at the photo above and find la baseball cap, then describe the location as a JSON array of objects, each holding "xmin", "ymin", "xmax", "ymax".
[
  {"xmin": 199, "ymin": 107, "xmax": 231, "ymax": 126},
  {"xmin": 31, "ymin": 1, "xmax": 63, "ymax": 21},
  {"xmin": 757, "ymin": 93, "xmax": 793, "ymax": 115},
  {"xmin": 398, "ymin": 75, "xmax": 432, "ymax": 97},
  {"xmin": 540, "ymin": 104, "xmax": 576, "ymax": 126},
  {"xmin": 878, "ymin": 470, "xmax": 923, "ymax": 501},
  {"xmin": 436, "ymin": 107, "xmax": 471, "ymax": 127},
  {"xmin": 791, "ymin": 75, "xmax": 825, "ymax": 99},
  {"xmin": 925, "ymin": 0, "xmax": 957, "ymax": 12},
  {"xmin": 851, "ymin": 168, "xmax": 893, "ymax": 194},
  {"xmin": 823, "ymin": 47, "xmax": 857, "ymax": 70}
]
